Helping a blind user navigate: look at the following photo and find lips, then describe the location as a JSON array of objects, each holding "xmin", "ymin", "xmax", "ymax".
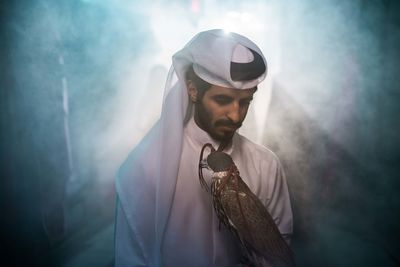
[
  {"xmin": 219, "ymin": 125, "xmax": 236, "ymax": 132},
  {"xmin": 215, "ymin": 120, "xmax": 241, "ymax": 128}
]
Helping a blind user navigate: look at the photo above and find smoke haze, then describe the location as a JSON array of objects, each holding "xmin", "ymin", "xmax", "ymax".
[{"xmin": 1, "ymin": 0, "xmax": 399, "ymax": 266}]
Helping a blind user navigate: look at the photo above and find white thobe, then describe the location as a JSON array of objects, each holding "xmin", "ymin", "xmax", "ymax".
[{"xmin": 161, "ymin": 118, "xmax": 293, "ymax": 267}]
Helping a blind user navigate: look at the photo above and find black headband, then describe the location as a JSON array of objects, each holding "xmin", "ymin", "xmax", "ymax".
[{"xmin": 230, "ymin": 48, "xmax": 266, "ymax": 81}]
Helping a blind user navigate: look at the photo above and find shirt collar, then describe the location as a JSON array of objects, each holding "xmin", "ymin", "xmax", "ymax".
[{"xmin": 184, "ymin": 116, "xmax": 234, "ymax": 154}]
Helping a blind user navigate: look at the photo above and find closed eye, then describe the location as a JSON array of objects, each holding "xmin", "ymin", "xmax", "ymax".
[{"xmin": 212, "ymin": 95, "xmax": 233, "ymax": 105}]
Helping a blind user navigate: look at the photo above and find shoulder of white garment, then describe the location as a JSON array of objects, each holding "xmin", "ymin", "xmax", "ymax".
[
  {"xmin": 233, "ymin": 132, "xmax": 293, "ymax": 238},
  {"xmin": 232, "ymin": 132, "xmax": 286, "ymax": 203},
  {"xmin": 233, "ymin": 132, "xmax": 281, "ymax": 168}
]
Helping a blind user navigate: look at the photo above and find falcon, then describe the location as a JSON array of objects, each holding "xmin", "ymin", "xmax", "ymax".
[{"xmin": 199, "ymin": 143, "xmax": 296, "ymax": 267}]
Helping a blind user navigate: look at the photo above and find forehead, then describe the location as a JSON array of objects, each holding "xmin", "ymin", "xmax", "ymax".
[{"xmin": 205, "ymin": 84, "xmax": 256, "ymax": 98}]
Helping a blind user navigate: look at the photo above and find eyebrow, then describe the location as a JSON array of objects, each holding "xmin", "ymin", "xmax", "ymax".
[
  {"xmin": 212, "ymin": 94, "xmax": 233, "ymax": 99},
  {"xmin": 212, "ymin": 95, "xmax": 254, "ymax": 103}
]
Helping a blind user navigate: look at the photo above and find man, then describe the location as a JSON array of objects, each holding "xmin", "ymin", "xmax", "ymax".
[{"xmin": 115, "ymin": 29, "xmax": 293, "ymax": 267}]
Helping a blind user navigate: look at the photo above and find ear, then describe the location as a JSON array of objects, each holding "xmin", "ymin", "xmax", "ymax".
[{"xmin": 187, "ymin": 80, "xmax": 198, "ymax": 103}]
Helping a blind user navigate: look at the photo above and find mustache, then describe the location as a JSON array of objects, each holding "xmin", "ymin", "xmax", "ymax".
[{"xmin": 215, "ymin": 119, "xmax": 242, "ymax": 129}]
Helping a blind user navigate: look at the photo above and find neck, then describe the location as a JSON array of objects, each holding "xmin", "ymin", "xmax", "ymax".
[{"xmin": 217, "ymin": 140, "xmax": 230, "ymax": 151}]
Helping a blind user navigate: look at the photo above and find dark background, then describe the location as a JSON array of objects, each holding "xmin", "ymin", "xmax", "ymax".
[{"xmin": 1, "ymin": 0, "xmax": 399, "ymax": 266}]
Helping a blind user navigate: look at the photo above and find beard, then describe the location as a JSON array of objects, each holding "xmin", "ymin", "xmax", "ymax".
[{"xmin": 194, "ymin": 102, "xmax": 242, "ymax": 142}]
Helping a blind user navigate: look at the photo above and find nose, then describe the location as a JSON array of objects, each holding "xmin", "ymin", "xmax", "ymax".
[{"xmin": 227, "ymin": 102, "xmax": 240, "ymax": 124}]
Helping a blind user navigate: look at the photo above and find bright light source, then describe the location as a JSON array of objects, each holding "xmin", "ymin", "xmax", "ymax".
[{"xmin": 222, "ymin": 29, "xmax": 231, "ymax": 35}]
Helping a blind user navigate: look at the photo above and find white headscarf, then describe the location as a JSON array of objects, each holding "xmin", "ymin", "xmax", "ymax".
[{"xmin": 116, "ymin": 29, "xmax": 267, "ymax": 266}]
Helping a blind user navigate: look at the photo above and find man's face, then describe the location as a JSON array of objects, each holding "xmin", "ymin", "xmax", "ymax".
[{"xmin": 193, "ymin": 85, "xmax": 256, "ymax": 142}]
